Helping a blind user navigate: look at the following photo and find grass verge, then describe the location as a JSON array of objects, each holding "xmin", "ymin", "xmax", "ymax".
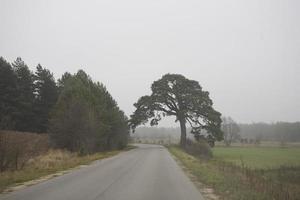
[
  {"xmin": 168, "ymin": 145, "xmax": 300, "ymax": 200},
  {"xmin": 0, "ymin": 145, "xmax": 135, "ymax": 193}
]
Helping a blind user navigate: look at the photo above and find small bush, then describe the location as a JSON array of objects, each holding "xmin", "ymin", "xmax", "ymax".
[{"xmin": 185, "ymin": 138, "xmax": 213, "ymax": 159}]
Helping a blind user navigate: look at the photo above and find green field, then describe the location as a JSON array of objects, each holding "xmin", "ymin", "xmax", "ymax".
[
  {"xmin": 169, "ymin": 145, "xmax": 300, "ymax": 200},
  {"xmin": 213, "ymin": 146, "xmax": 300, "ymax": 169}
]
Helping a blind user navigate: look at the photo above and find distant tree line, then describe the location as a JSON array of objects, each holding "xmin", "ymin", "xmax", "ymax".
[
  {"xmin": 239, "ymin": 122, "xmax": 300, "ymax": 142},
  {"xmin": 134, "ymin": 126, "xmax": 181, "ymax": 138},
  {"xmin": 134, "ymin": 121, "xmax": 300, "ymax": 144},
  {"xmin": 0, "ymin": 57, "xmax": 129, "ymax": 153}
]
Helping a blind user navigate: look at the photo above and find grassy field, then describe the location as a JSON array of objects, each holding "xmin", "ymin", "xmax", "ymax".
[
  {"xmin": 169, "ymin": 145, "xmax": 300, "ymax": 200},
  {"xmin": 0, "ymin": 146, "xmax": 135, "ymax": 193},
  {"xmin": 213, "ymin": 146, "xmax": 300, "ymax": 169}
]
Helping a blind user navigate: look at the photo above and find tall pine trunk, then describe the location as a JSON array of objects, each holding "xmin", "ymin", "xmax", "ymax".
[{"xmin": 179, "ymin": 118, "xmax": 187, "ymax": 148}]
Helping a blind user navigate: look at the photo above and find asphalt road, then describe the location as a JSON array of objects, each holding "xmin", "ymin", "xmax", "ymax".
[{"xmin": 0, "ymin": 144, "xmax": 204, "ymax": 200}]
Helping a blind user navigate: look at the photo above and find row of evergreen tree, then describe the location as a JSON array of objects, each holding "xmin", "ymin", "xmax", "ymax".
[
  {"xmin": 0, "ymin": 57, "xmax": 57, "ymax": 132},
  {"xmin": 0, "ymin": 57, "xmax": 129, "ymax": 152}
]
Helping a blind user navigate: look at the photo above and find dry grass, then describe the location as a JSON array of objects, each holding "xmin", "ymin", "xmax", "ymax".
[
  {"xmin": 0, "ymin": 130, "xmax": 136, "ymax": 192},
  {"xmin": 0, "ymin": 131, "xmax": 49, "ymax": 171}
]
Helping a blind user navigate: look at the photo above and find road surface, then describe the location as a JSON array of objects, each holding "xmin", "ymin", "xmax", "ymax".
[{"xmin": 0, "ymin": 144, "xmax": 204, "ymax": 200}]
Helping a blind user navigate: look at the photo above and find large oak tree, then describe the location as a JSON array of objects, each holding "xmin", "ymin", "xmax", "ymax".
[{"xmin": 129, "ymin": 74, "xmax": 223, "ymax": 147}]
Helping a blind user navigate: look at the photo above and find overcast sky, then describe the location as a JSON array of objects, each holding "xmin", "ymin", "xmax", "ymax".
[{"xmin": 1, "ymin": 0, "xmax": 299, "ymax": 126}]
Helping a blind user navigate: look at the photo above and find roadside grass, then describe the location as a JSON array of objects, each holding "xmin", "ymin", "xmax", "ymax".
[
  {"xmin": 0, "ymin": 145, "xmax": 135, "ymax": 193},
  {"xmin": 168, "ymin": 145, "xmax": 300, "ymax": 200}
]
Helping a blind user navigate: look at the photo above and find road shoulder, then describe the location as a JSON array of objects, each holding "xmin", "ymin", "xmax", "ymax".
[
  {"xmin": 1, "ymin": 146, "xmax": 136, "ymax": 194},
  {"xmin": 167, "ymin": 145, "xmax": 220, "ymax": 200}
]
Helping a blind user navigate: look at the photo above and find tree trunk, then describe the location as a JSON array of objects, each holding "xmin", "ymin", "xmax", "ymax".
[{"xmin": 179, "ymin": 118, "xmax": 187, "ymax": 148}]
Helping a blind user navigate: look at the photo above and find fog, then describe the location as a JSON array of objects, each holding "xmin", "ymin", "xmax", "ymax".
[{"xmin": 1, "ymin": 0, "xmax": 299, "ymax": 126}]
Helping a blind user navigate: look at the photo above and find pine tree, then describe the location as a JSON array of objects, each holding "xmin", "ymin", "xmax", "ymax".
[
  {"xmin": 0, "ymin": 57, "xmax": 18, "ymax": 129},
  {"xmin": 49, "ymin": 70, "xmax": 129, "ymax": 153},
  {"xmin": 57, "ymin": 72, "xmax": 72, "ymax": 90},
  {"xmin": 12, "ymin": 57, "xmax": 35, "ymax": 131},
  {"xmin": 34, "ymin": 64, "xmax": 58, "ymax": 133}
]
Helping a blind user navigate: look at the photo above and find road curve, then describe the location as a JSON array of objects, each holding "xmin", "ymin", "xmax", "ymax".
[{"xmin": 0, "ymin": 144, "xmax": 204, "ymax": 200}]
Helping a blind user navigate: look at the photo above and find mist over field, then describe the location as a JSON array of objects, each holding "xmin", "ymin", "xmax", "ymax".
[
  {"xmin": 1, "ymin": 0, "xmax": 300, "ymax": 126},
  {"xmin": 134, "ymin": 122, "xmax": 300, "ymax": 142}
]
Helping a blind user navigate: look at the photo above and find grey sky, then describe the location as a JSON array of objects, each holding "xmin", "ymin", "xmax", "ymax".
[{"xmin": 1, "ymin": 0, "xmax": 299, "ymax": 126}]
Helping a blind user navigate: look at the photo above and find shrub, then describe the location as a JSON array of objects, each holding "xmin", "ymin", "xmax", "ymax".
[{"xmin": 185, "ymin": 138, "xmax": 213, "ymax": 159}]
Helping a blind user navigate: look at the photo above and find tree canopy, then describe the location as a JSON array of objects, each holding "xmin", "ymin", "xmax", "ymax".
[
  {"xmin": 0, "ymin": 57, "xmax": 18, "ymax": 129},
  {"xmin": 0, "ymin": 56, "xmax": 129, "ymax": 153},
  {"xmin": 130, "ymin": 73, "xmax": 223, "ymax": 147},
  {"xmin": 0, "ymin": 57, "xmax": 58, "ymax": 132},
  {"xmin": 49, "ymin": 70, "xmax": 129, "ymax": 153}
]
